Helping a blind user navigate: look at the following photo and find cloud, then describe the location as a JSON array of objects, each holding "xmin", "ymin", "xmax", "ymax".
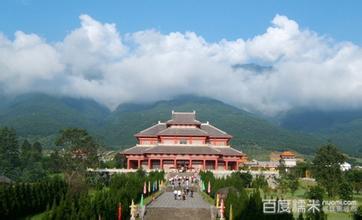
[
  {"xmin": 0, "ymin": 14, "xmax": 362, "ymax": 115},
  {"xmin": 0, "ymin": 31, "xmax": 64, "ymax": 93}
]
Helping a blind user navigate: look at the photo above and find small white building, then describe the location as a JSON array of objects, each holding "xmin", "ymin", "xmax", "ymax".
[
  {"xmin": 279, "ymin": 151, "xmax": 297, "ymax": 168},
  {"xmin": 340, "ymin": 162, "xmax": 352, "ymax": 171}
]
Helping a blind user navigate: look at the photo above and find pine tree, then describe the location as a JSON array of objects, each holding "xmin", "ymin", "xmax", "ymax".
[
  {"xmin": 21, "ymin": 139, "xmax": 32, "ymax": 160},
  {"xmin": 31, "ymin": 141, "xmax": 43, "ymax": 161},
  {"xmin": 297, "ymin": 213, "xmax": 304, "ymax": 220},
  {"xmin": 0, "ymin": 127, "xmax": 20, "ymax": 180},
  {"xmin": 312, "ymin": 144, "xmax": 345, "ymax": 197}
]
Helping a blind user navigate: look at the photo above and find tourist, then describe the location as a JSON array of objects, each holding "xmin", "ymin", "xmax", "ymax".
[
  {"xmin": 177, "ymin": 190, "xmax": 181, "ymax": 200},
  {"xmin": 173, "ymin": 189, "xmax": 177, "ymax": 200}
]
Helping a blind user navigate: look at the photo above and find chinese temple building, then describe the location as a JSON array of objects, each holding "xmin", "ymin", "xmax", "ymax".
[
  {"xmin": 279, "ymin": 151, "xmax": 297, "ymax": 168},
  {"xmin": 122, "ymin": 111, "xmax": 247, "ymax": 171}
]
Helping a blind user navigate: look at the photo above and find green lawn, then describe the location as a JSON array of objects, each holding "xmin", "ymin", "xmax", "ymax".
[
  {"xmin": 28, "ymin": 211, "xmax": 49, "ymax": 220},
  {"xmin": 48, "ymin": 172, "xmax": 64, "ymax": 179},
  {"xmin": 326, "ymin": 212, "xmax": 353, "ymax": 220},
  {"xmin": 253, "ymin": 178, "xmax": 360, "ymax": 220},
  {"xmin": 355, "ymin": 194, "xmax": 362, "ymax": 204},
  {"xmin": 260, "ymin": 178, "xmax": 318, "ymax": 200}
]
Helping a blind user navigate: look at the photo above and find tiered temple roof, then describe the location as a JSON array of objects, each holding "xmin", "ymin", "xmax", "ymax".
[
  {"xmin": 166, "ymin": 111, "xmax": 201, "ymax": 125},
  {"xmin": 122, "ymin": 111, "xmax": 247, "ymax": 170},
  {"xmin": 124, "ymin": 111, "xmax": 243, "ymax": 156},
  {"xmin": 123, "ymin": 145, "xmax": 243, "ymax": 156},
  {"xmin": 135, "ymin": 111, "xmax": 232, "ymax": 138}
]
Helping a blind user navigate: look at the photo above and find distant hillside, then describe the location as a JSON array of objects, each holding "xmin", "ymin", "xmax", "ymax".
[
  {"xmin": 278, "ymin": 109, "xmax": 362, "ymax": 156},
  {"xmin": 0, "ymin": 93, "xmax": 109, "ymax": 137},
  {"xmin": 0, "ymin": 94, "xmax": 326, "ymax": 156}
]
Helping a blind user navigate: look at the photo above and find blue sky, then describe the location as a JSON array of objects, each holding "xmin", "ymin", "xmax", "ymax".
[
  {"xmin": 1, "ymin": 1, "xmax": 362, "ymax": 114},
  {"xmin": 1, "ymin": 0, "xmax": 361, "ymax": 45}
]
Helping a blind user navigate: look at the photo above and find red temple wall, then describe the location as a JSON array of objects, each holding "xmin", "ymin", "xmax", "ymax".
[
  {"xmin": 159, "ymin": 136, "xmax": 206, "ymax": 144},
  {"xmin": 209, "ymin": 138, "xmax": 229, "ymax": 146},
  {"xmin": 139, "ymin": 138, "xmax": 158, "ymax": 145}
]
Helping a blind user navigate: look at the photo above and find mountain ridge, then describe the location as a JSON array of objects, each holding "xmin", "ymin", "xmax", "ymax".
[
  {"xmin": 0, "ymin": 93, "xmax": 329, "ymax": 157},
  {"xmin": 278, "ymin": 108, "xmax": 362, "ymax": 156}
]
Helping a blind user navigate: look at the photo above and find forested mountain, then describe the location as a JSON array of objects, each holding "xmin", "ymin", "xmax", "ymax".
[
  {"xmin": 0, "ymin": 94, "xmax": 325, "ymax": 156},
  {"xmin": 278, "ymin": 109, "xmax": 362, "ymax": 156},
  {"xmin": 0, "ymin": 94, "xmax": 324, "ymax": 155},
  {"xmin": 103, "ymin": 96, "xmax": 323, "ymax": 154},
  {"xmin": 0, "ymin": 94, "xmax": 110, "ymax": 136}
]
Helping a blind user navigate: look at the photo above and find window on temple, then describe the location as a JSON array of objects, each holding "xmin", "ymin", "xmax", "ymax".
[{"xmin": 180, "ymin": 139, "xmax": 187, "ymax": 144}]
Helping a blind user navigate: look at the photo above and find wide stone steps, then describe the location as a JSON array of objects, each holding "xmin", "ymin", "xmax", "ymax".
[
  {"xmin": 144, "ymin": 207, "xmax": 213, "ymax": 220},
  {"xmin": 143, "ymin": 192, "xmax": 216, "ymax": 220}
]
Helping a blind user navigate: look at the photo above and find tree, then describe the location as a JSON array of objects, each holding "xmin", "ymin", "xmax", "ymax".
[
  {"xmin": 305, "ymin": 185, "xmax": 327, "ymax": 220},
  {"xmin": 56, "ymin": 128, "xmax": 99, "ymax": 170},
  {"xmin": 241, "ymin": 190, "xmax": 263, "ymax": 220},
  {"xmin": 21, "ymin": 161, "xmax": 46, "ymax": 182},
  {"xmin": 278, "ymin": 162, "xmax": 287, "ymax": 176},
  {"xmin": 312, "ymin": 144, "xmax": 346, "ymax": 197},
  {"xmin": 0, "ymin": 127, "xmax": 20, "ymax": 180},
  {"xmin": 0, "ymin": 177, "xmax": 67, "ymax": 219},
  {"xmin": 252, "ymin": 175, "xmax": 269, "ymax": 192},
  {"xmin": 31, "ymin": 141, "xmax": 43, "ymax": 161},
  {"xmin": 306, "ymin": 185, "xmax": 325, "ymax": 202},
  {"xmin": 354, "ymin": 205, "xmax": 362, "ymax": 220},
  {"xmin": 47, "ymin": 150, "xmax": 64, "ymax": 173},
  {"xmin": 20, "ymin": 139, "xmax": 32, "ymax": 159},
  {"xmin": 113, "ymin": 153, "xmax": 125, "ymax": 168},
  {"xmin": 238, "ymin": 172, "xmax": 253, "ymax": 188},
  {"xmin": 346, "ymin": 169, "xmax": 362, "ymax": 194},
  {"xmin": 20, "ymin": 139, "xmax": 32, "ymax": 167},
  {"xmin": 278, "ymin": 164, "xmax": 300, "ymax": 196},
  {"xmin": 297, "ymin": 213, "xmax": 304, "ymax": 220},
  {"xmin": 277, "ymin": 176, "xmax": 289, "ymax": 194},
  {"xmin": 339, "ymin": 181, "xmax": 353, "ymax": 200},
  {"xmin": 292, "ymin": 161, "xmax": 311, "ymax": 178},
  {"xmin": 18, "ymin": 139, "xmax": 47, "ymax": 181},
  {"xmin": 55, "ymin": 128, "xmax": 99, "ymax": 194},
  {"xmin": 288, "ymin": 174, "xmax": 299, "ymax": 196}
]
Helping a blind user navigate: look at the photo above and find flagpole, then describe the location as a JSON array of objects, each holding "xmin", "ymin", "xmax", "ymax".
[
  {"xmin": 229, "ymin": 204, "xmax": 233, "ymax": 220},
  {"xmin": 117, "ymin": 203, "xmax": 122, "ymax": 220}
]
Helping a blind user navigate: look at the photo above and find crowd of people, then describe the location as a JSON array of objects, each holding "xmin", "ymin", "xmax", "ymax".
[{"xmin": 169, "ymin": 173, "xmax": 199, "ymax": 201}]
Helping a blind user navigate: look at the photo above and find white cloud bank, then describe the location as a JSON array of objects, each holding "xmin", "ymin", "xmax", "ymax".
[{"xmin": 1, "ymin": 14, "xmax": 362, "ymax": 115}]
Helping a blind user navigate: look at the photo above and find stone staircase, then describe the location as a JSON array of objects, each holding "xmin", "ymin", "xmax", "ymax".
[
  {"xmin": 143, "ymin": 191, "xmax": 216, "ymax": 220},
  {"xmin": 144, "ymin": 207, "xmax": 215, "ymax": 220},
  {"xmin": 146, "ymin": 172, "xmax": 216, "ymax": 220}
]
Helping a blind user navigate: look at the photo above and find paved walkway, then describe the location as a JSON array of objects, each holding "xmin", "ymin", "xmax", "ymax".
[{"xmin": 147, "ymin": 192, "xmax": 210, "ymax": 209}]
